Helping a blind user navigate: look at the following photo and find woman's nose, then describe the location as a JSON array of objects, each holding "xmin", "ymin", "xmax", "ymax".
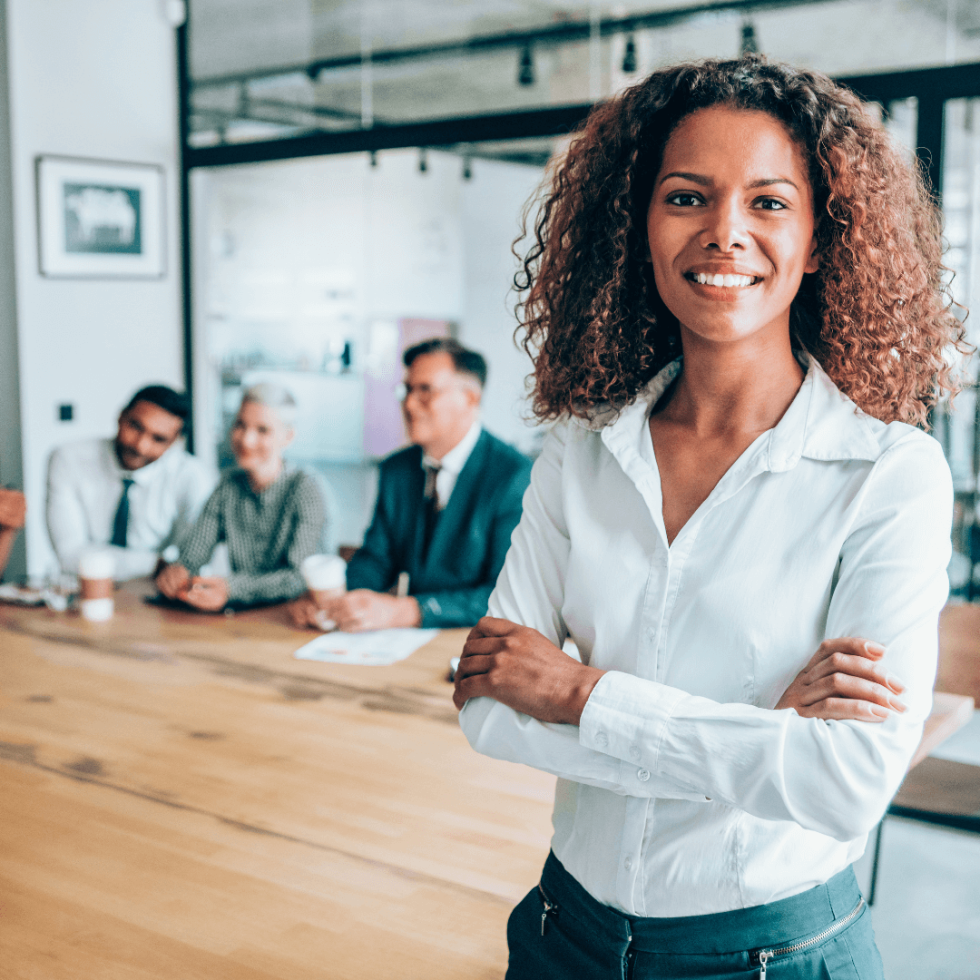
[{"xmin": 700, "ymin": 200, "xmax": 750, "ymax": 252}]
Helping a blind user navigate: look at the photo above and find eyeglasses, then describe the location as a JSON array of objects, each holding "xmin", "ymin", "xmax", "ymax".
[{"xmin": 395, "ymin": 382, "xmax": 463, "ymax": 405}]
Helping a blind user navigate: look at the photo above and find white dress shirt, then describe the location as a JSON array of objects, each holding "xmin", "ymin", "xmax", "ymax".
[
  {"xmin": 46, "ymin": 438, "xmax": 215, "ymax": 580},
  {"xmin": 422, "ymin": 419, "xmax": 482, "ymax": 509},
  {"xmin": 460, "ymin": 356, "xmax": 951, "ymax": 917}
]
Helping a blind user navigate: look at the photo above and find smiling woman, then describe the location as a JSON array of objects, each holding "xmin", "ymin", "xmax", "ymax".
[
  {"xmin": 518, "ymin": 57, "xmax": 967, "ymax": 428},
  {"xmin": 454, "ymin": 57, "xmax": 968, "ymax": 980}
]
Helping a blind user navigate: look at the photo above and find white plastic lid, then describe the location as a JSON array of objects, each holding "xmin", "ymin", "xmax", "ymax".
[
  {"xmin": 78, "ymin": 548, "xmax": 115, "ymax": 580},
  {"xmin": 301, "ymin": 553, "xmax": 347, "ymax": 591}
]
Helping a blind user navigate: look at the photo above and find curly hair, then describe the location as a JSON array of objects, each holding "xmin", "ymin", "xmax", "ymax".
[{"xmin": 516, "ymin": 56, "xmax": 969, "ymax": 427}]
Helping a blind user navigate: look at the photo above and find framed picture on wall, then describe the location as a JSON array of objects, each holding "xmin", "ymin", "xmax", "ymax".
[{"xmin": 35, "ymin": 155, "xmax": 165, "ymax": 278}]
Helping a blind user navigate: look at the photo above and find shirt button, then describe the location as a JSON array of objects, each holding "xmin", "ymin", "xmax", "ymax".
[
  {"xmin": 624, "ymin": 857, "xmax": 632, "ymax": 871},
  {"xmin": 595, "ymin": 732, "xmax": 608, "ymax": 748},
  {"xmin": 629, "ymin": 745, "xmax": 640, "ymax": 761},
  {"xmin": 637, "ymin": 769, "xmax": 650, "ymax": 782}
]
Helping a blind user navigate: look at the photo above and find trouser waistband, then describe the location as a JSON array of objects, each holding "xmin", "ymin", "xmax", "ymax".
[{"xmin": 539, "ymin": 851, "xmax": 863, "ymax": 955}]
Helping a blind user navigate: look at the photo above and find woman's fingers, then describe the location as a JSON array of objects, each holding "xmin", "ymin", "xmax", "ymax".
[
  {"xmin": 454, "ymin": 653, "xmax": 494, "ymax": 678},
  {"xmin": 802, "ymin": 636, "xmax": 885, "ymax": 673},
  {"xmin": 472, "ymin": 615, "xmax": 521, "ymax": 637},
  {"xmin": 804, "ymin": 651, "xmax": 905, "ymax": 694},
  {"xmin": 794, "ymin": 698, "xmax": 890, "ymax": 722},
  {"xmin": 462, "ymin": 635, "xmax": 510, "ymax": 657},
  {"xmin": 796, "ymin": 672, "xmax": 906, "ymax": 712}
]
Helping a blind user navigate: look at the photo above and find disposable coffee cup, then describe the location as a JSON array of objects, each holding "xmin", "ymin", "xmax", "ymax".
[
  {"xmin": 300, "ymin": 554, "xmax": 347, "ymax": 630},
  {"xmin": 78, "ymin": 548, "xmax": 115, "ymax": 622}
]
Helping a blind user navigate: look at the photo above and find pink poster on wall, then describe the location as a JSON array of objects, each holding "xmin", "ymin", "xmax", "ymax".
[{"xmin": 362, "ymin": 318, "xmax": 452, "ymax": 460}]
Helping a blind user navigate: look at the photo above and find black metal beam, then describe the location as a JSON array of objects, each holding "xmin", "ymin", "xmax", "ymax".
[
  {"xmin": 177, "ymin": 10, "xmax": 194, "ymax": 452},
  {"xmin": 192, "ymin": 0, "xmax": 837, "ymax": 91},
  {"xmin": 187, "ymin": 61, "xmax": 980, "ymax": 174},
  {"xmin": 187, "ymin": 103, "xmax": 593, "ymax": 168},
  {"xmin": 837, "ymin": 60, "xmax": 980, "ymax": 104}
]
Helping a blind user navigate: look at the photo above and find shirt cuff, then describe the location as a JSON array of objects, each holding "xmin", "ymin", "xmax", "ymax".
[
  {"xmin": 415, "ymin": 594, "xmax": 443, "ymax": 627},
  {"xmin": 579, "ymin": 670, "xmax": 688, "ymax": 769},
  {"xmin": 225, "ymin": 574, "xmax": 247, "ymax": 603}
]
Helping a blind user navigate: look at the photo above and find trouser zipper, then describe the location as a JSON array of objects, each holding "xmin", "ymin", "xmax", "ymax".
[
  {"xmin": 752, "ymin": 897, "xmax": 865, "ymax": 979},
  {"xmin": 538, "ymin": 883, "xmax": 559, "ymax": 936}
]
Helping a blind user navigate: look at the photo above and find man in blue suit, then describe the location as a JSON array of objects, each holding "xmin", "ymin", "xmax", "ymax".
[{"xmin": 292, "ymin": 338, "xmax": 532, "ymax": 631}]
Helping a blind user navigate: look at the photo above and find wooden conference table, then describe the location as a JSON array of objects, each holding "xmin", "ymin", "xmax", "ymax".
[
  {"xmin": 0, "ymin": 584, "xmax": 973, "ymax": 979},
  {"xmin": 0, "ymin": 582, "xmax": 556, "ymax": 979}
]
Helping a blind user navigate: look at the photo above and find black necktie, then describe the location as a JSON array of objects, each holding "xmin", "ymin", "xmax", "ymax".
[
  {"xmin": 422, "ymin": 464, "xmax": 441, "ymax": 561},
  {"xmin": 110, "ymin": 478, "xmax": 135, "ymax": 548}
]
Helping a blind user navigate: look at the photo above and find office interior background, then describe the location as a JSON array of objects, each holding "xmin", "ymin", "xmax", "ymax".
[
  {"xmin": 2, "ymin": 1, "xmax": 980, "ymax": 976},
  {"xmin": 6, "ymin": 0, "xmax": 980, "ymax": 576}
]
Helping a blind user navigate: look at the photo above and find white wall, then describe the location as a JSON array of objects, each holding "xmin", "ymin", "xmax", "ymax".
[
  {"xmin": 4, "ymin": 0, "xmax": 183, "ymax": 575},
  {"xmin": 197, "ymin": 149, "xmax": 541, "ymax": 451},
  {"xmin": 460, "ymin": 157, "xmax": 542, "ymax": 454}
]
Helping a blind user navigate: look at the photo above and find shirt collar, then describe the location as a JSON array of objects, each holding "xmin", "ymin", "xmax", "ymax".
[
  {"xmin": 233, "ymin": 461, "xmax": 293, "ymax": 497},
  {"xmin": 578, "ymin": 354, "xmax": 882, "ymax": 472},
  {"xmin": 422, "ymin": 419, "xmax": 482, "ymax": 475}
]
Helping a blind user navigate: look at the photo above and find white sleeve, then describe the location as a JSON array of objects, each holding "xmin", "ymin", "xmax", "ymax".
[
  {"xmin": 166, "ymin": 455, "xmax": 217, "ymax": 552},
  {"xmin": 577, "ymin": 434, "xmax": 952, "ymax": 840},
  {"xmin": 45, "ymin": 448, "xmax": 92, "ymax": 574},
  {"xmin": 459, "ymin": 425, "xmax": 709, "ymax": 801}
]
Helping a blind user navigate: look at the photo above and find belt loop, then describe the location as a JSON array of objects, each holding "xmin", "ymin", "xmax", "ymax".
[{"xmin": 826, "ymin": 866, "xmax": 856, "ymax": 919}]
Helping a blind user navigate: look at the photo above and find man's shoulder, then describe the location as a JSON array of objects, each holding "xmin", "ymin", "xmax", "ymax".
[
  {"xmin": 377, "ymin": 443, "xmax": 423, "ymax": 476},
  {"xmin": 162, "ymin": 444, "xmax": 209, "ymax": 473},
  {"xmin": 49, "ymin": 437, "xmax": 113, "ymax": 473},
  {"xmin": 157, "ymin": 445, "xmax": 216, "ymax": 488},
  {"xmin": 475, "ymin": 430, "xmax": 532, "ymax": 479}
]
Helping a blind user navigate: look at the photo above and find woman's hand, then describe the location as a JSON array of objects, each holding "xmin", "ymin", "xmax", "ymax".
[
  {"xmin": 453, "ymin": 616, "xmax": 605, "ymax": 724},
  {"xmin": 155, "ymin": 562, "xmax": 190, "ymax": 599},
  {"xmin": 776, "ymin": 637, "xmax": 906, "ymax": 722},
  {"xmin": 288, "ymin": 594, "xmax": 324, "ymax": 630},
  {"xmin": 179, "ymin": 576, "xmax": 229, "ymax": 612}
]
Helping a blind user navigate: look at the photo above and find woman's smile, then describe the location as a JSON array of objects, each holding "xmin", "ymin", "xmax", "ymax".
[{"xmin": 647, "ymin": 106, "xmax": 818, "ymax": 344}]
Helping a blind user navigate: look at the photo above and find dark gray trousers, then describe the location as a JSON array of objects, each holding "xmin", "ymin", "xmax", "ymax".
[{"xmin": 506, "ymin": 853, "xmax": 885, "ymax": 980}]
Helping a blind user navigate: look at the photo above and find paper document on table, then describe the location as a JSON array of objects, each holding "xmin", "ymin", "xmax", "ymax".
[{"xmin": 293, "ymin": 628, "xmax": 440, "ymax": 666}]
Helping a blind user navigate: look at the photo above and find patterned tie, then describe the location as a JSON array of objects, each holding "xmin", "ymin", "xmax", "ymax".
[
  {"xmin": 422, "ymin": 463, "xmax": 441, "ymax": 562},
  {"xmin": 110, "ymin": 478, "xmax": 135, "ymax": 548}
]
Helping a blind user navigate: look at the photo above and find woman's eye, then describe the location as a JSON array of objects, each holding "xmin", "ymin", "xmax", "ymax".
[
  {"xmin": 665, "ymin": 192, "xmax": 704, "ymax": 207},
  {"xmin": 755, "ymin": 197, "xmax": 787, "ymax": 211}
]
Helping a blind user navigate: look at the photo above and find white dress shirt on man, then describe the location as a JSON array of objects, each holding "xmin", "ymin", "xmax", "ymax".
[
  {"xmin": 46, "ymin": 438, "xmax": 215, "ymax": 580},
  {"xmin": 422, "ymin": 419, "xmax": 482, "ymax": 508},
  {"xmin": 461, "ymin": 356, "xmax": 951, "ymax": 917}
]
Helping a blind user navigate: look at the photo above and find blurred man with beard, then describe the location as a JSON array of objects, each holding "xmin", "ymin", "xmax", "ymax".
[{"xmin": 46, "ymin": 385, "xmax": 214, "ymax": 579}]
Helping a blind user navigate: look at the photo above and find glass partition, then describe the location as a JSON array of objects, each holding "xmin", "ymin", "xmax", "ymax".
[
  {"xmin": 185, "ymin": 0, "xmax": 980, "ymax": 151},
  {"xmin": 191, "ymin": 147, "xmax": 546, "ymax": 546}
]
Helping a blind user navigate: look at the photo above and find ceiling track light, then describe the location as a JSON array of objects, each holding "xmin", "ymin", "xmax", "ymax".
[
  {"xmin": 418, "ymin": 147, "xmax": 428, "ymax": 173},
  {"xmin": 740, "ymin": 22, "xmax": 759, "ymax": 57},
  {"xmin": 462, "ymin": 155, "xmax": 473, "ymax": 181},
  {"xmin": 518, "ymin": 44, "xmax": 535, "ymax": 87},
  {"xmin": 369, "ymin": 150, "xmax": 378, "ymax": 168},
  {"xmin": 621, "ymin": 34, "xmax": 637, "ymax": 74}
]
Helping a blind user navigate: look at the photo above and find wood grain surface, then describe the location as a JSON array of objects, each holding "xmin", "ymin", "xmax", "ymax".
[
  {"xmin": 2, "ymin": 585, "xmax": 974, "ymax": 978},
  {"xmin": 0, "ymin": 583, "xmax": 556, "ymax": 979}
]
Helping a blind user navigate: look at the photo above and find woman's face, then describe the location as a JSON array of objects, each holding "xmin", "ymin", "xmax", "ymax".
[
  {"xmin": 646, "ymin": 106, "xmax": 819, "ymax": 350},
  {"xmin": 230, "ymin": 400, "xmax": 293, "ymax": 475}
]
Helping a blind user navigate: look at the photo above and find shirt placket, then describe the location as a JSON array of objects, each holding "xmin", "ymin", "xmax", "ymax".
[
  {"xmin": 600, "ymin": 424, "xmax": 670, "ymax": 912},
  {"xmin": 602, "ymin": 422, "xmax": 775, "ymax": 915}
]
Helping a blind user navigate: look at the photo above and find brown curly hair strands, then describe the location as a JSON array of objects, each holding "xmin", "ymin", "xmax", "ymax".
[{"xmin": 515, "ymin": 57, "xmax": 969, "ymax": 427}]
